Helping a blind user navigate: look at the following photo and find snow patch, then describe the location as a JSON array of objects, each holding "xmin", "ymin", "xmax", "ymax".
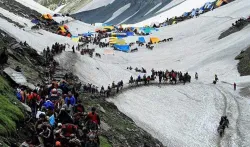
[
  {"xmin": 76, "ymin": 0, "xmax": 115, "ymax": 13},
  {"xmin": 54, "ymin": 4, "xmax": 66, "ymax": 13},
  {"xmin": 105, "ymin": 3, "xmax": 131, "ymax": 23},
  {"xmin": 144, "ymin": 3, "xmax": 162, "ymax": 16}
]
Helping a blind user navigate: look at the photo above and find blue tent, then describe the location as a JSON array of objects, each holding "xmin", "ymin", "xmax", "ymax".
[
  {"xmin": 114, "ymin": 45, "xmax": 130, "ymax": 52},
  {"xmin": 143, "ymin": 27, "xmax": 151, "ymax": 34},
  {"xmin": 126, "ymin": 32, "xmax": 134, "ymax": 36},
  {"xmin": 83, "ymin": 32, "xmax": 93, "ymax": 37},
  {"xmin": 31, "ymin": 19, "xmax": 40, "ymax": 24},
  {"xmin": 204, "ymin": 2, "xmax": 213, "ymax": 9},
  {"xmin": 183, "ymin": 12, "xmax": 189, "ymax": 17},
  {"xmin": 138, "ymin": 37, "xmax": 145, "ymax": 43}
]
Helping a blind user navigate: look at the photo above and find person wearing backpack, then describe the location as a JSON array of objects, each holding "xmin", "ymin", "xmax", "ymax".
[
  {"xmin": 85, "ymin": 107, "xmax": 100, "ymax": 131},
  {"xmin": 28, "ymin": 90, "xmax": 41, "ymax": 118}
]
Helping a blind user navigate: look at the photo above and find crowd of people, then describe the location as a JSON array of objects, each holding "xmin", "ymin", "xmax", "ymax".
[
  {"xmin": 18, "ymin": 78, "xmax": 101, "ymax": 147},
  {"xmin": 43, "ymin": 43, "xmax": 67, "ymax": 63},
  {"xmin": 16, "ymin": 43, "xmax": 102, "ymax": 146},
  {"xmin": 129, "ymin": 69, "xmax": 192, "ymax": 85},
  {"xmin": 232, "ymin": 18, "xmax": 249, "ymax": 28}
]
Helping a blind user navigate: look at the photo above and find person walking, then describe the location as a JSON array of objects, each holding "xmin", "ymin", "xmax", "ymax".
[{"xmin": 234, "ymin": 82, "xmax": 236, "ymax": 91}]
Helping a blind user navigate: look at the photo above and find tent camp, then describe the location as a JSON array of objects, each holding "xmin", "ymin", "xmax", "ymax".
[
  {"xmin": 138, "ymin": 37, "xmax": 146, "ymax": 43},
  {"xmin": 114, "ymin": 45, "xmax": 130, "ymax": 52},
  {"xmin": 150, "ymin": 37, "xmax": 160, "ymax": 44}
]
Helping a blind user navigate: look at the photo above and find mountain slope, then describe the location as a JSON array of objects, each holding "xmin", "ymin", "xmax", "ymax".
[{"xmin": 72, "ymin": 0, "xmax": 216, "ymax": 25}]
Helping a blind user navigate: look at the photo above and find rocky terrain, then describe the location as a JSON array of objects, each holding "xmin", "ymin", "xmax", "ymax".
[{"xmin": 219, "ymin": 19, "xmax": 250, "ymax": 40}]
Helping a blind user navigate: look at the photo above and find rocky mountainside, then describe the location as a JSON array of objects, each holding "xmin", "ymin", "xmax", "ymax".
[
  {"xmin": 35, "ymin": 0, "xmax": 185, "ymax": 24},
  {"xmin": 73, "ymin": 0, "xmax": 174, "ymax": 24}
]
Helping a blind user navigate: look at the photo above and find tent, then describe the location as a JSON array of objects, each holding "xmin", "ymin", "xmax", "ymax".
[
  {"xmin": 114, "ymin": 45, "xmax": 130, "ymax": 52},
  {"xmin": 150, "ymin": 37, "xmax": 160, "ymax": 44},
  {"xmin": 83, "ymin": 32, "xmax": 93, "ymax": 37},
  {"xmin": 204, "ymin": 2, "xmax": 214, "ymax": 9},
  {"xmin": 143, "ymin": 27, "xmax": 151, "ymax": 34},
  {"xmin": 109, "ymin": 37, "xmax": 118, "ymax": 44},
  {"xmin": 41, "ymin": 14, "xmax": 53, "ymax": 20},
  {"xmin": 138, "ymin": 37, "xmax": 146, "ymax": 43},
  {"xmin": 215, "ymin": 0, "xmax": 230, "ymax": 7},
  {"xmin": 126, "ymin": 32, "xmax": 134, "ymax": 36},
  {"xmin": 116, "ymin": 39, "xmax": 126, "ymax": 45},
  {"xmin": 58, "ymin": 26, "xmax": 66, "ymax": 33},
  {"xmin": 71, "ymin": 36, "xmax": 80, "ymax": 42},
  {"xmin": 31, "ymin": 19, "xmax": 40, "ymax": 24},
  {"xmin": 104, "ymin": 26, "xmax": 114, "ymax": 30}
]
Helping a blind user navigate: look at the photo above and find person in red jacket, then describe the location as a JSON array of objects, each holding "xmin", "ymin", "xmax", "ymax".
[
  {"xmin": 85, "ymin": 107, "xmax": 100, "ymax": 130},
  {"xmin": 28, "ymin": 90, "xmax": 41, "ymax": 118}
]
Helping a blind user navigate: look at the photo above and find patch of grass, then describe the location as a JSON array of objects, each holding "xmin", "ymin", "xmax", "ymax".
[
  {"xmin": 0, "ymin": 76, "xmax": 24, "ymax": 136},
  {"xmin": 99, "ymin": 135, "xmax": 112, "ymax": 147}
]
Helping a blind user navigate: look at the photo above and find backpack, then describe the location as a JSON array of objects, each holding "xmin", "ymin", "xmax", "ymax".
[{"xmin": 16, "ymin": 91, "xmax": 22, "ymax": 101}]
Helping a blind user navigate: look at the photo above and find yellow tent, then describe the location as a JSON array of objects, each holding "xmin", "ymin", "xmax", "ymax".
[
  {"xmin": 150, "ymin": 37, "xmax": 160, "ymax": 44},
  {"xmin": 42, "ymin": 14, "xmax": 53, "ymax": 20},
  {"xmin": 104, "ymin": 26, "xmax": 114, "ymax": 30},
  {"xmin": 172, "ymin": 21, "xmax": 177, "ymax": 25},
  {"xmin": 58, "ymin": 26, "xmax": 66, "ymax": 32},
  {"xmin": 216, "ymin": 0, "xmax": 229, "ymax": 7},
  {"xmin": 71, "ymin": 36, "xmax": 80, "ymax": 42},
  {"xmin": 109, "ymin": 37, "xmax": 118, "ymax": 44},
  {"xmin": 116, "ymin": 39, "xmax": 126, "ymax": 45}
]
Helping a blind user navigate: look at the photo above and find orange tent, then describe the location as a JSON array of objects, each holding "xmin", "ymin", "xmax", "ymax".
[
  {"xmin": 150, "ymin": 37, "xmax": 160, "ymax": 44},
  {"xmin": 42, "ymin": 14, "xmax": 53, "ymax": 20}
]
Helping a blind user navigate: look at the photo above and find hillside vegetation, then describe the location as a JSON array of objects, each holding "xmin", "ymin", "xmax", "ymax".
[{"xmin": 0, "ymin": 76, "xmax": 24, "ymax": 141}]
